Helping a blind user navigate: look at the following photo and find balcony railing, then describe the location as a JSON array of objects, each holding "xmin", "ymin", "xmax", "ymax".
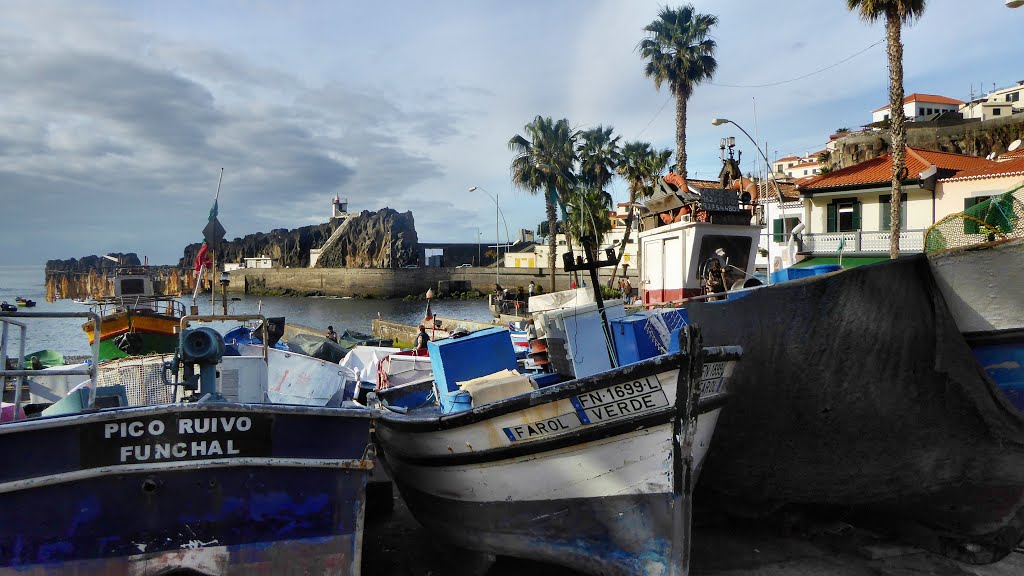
[{"xmin": 799, "ymin": 230, "xmax": 925, "ymax": 254}]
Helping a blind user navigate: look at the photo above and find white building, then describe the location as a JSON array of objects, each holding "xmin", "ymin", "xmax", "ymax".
[
  {"xmin": 525, "ymin": 202, "xmax": 640, "ymax": 270},
  {"xmin": 772, "ymin": 151, "xmax": 827, "ymax": 178},
  {"xmin": 985, "ymin": 80, "xmax": 1024, "ymax": 113},
  {"xmin": 960, "ymin": 98, "xmax": 1015, "ymax": 121},
  {"xmin": 871, "ymin": 93, "xmax": 964, "ymax": 124},
  {"xmin": 243, "ymin": 256, "xmax": 276, "ymax": 269}
]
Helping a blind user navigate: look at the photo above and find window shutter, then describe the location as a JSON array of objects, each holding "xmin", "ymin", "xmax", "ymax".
[
  {"xmin": 899, "ymin": 198, "xmax": 907, "ymax": 230},
  {"xmin": 773, "ymin": 218, "xmax": 783, "ymax": 243},
  {"xmin": 827, "ymin": 203, "xmax": 837, "ymax": 232},
  {"xmin": 881, "ymin": 196, "xmax": 891, "ymax": 230},
  {"xmin": 964, "ymin": 198, "xmax": 979, "ymax": 234},
  {"xmin": 852, "ymin": 200, "xmax": 862, "ymax": 231}
]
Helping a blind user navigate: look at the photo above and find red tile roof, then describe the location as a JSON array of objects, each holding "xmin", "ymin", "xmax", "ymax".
[
  {"xmin": 800, "ymin": 148, "xmax": 995, "ymax": 190},
  {"xmin": 998, "ymin": 148, "xmax": 1024, "ymax": 160},
  {"xmin": 754, "ymin": 180, "xmax": 800, "ymax": 201},
  {"xmin": 938, "ymin": 157, "xmax": 1024, "ymax": 182},
  {"xmin": 775, "ymin": 156, "xmax": 800, "ymax": 163},
  {"xmin": 872, "ymin": 93, "xmax": 965, "ymax": 113}
]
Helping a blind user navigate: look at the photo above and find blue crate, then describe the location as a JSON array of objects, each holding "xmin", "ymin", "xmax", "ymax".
[
  {"xmin": 611, "ymin": 309, "xmax": 689, "ymax": 366},
  {"xmin": 428, "ymin": 327, "xmax": 518, "ymax": 414}
]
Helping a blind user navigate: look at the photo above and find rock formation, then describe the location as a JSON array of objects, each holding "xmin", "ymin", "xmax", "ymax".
[
  {"xmin": 178, "ymin": 208, "xmax": 418, "ymax": 269},
  {"xmin": 43, "ymin": 254, "xmax": 183, "ymax": 301},
  {"xmin": 827, "ymin": 115, "xmax": 1024, "ymax": 171},
  {"xmin": 315, "ymin": 209, "xmax": 418, "ymax": 268}
]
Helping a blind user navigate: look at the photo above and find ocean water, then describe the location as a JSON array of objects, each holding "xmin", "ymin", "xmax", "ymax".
[{"xmin": 0, "ymin": 266, "xmax": 493, "ymax": 357}]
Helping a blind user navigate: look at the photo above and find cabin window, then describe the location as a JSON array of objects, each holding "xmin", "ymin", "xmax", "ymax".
[
  {"xmin": 879, "ymin": 193, "xmax": 907, "ymax": 230},
  {"xmin": 697, "ymin": 235, "xmax": 752, "ymax": 274},
  {"xmin": 826, "ymin": 198, "xmax": 861, "ymax": 232},
  {"xmin": 119, "ymin": 279, "xmax": 146, "ymax": 295},
  {"xmin": 772, "ymin": 217, "xmax": 801, "ymax": 243},
  {"xmin": 993, "ymin": 108, "xmax": 1002, "ymax": 116}
]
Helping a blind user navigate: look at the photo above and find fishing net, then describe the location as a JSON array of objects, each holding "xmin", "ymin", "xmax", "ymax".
[
  {"xmin": 924, "ymin": 184, "xmax": 1024, "ymax": 252},
  {"xmin": 643, "ymin": 308, "xmax": 689, "ymax": 354},
  {"xmin": 96, "ymin": 353, "xmax": 180, "ymax": 406}
]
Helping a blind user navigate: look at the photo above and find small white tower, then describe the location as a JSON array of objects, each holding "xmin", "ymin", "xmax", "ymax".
[{"xmin": 332, "ymin": 195, "xmax": 349, "ymax": 220}]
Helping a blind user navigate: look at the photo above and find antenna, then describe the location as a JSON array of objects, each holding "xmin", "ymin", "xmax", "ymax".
[{"xmin": 1008, "ymin": 139, "xmax": 1022, "ymax": 152}]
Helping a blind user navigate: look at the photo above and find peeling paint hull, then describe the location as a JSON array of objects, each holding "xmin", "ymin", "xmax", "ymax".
[{"xmin": 0, "ymin": 403, "xmax": 374, "ymax": 575}]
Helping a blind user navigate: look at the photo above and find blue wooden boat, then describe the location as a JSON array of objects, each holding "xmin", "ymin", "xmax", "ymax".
[{"xmin": 0, "ymin": 311, "xmax": 375, "ymax": 575}]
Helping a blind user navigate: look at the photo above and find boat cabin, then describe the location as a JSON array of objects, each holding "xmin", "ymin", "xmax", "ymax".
[{"xmin": 638, "ymin": 174, "xmax": 762, "ymax": 306}]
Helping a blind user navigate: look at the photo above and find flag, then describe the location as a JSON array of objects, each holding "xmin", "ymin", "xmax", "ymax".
[
  {"xmin": 423, "ymin": 299, "xmax": 433, "ymax": 323},
  {"xmin": 837, "ymin": 236, "xmax": 846, "ymax": 253},
  {"xmin": 194, "ymin": 243, "xmax": 212, "ymax": 273},
  {"xmin": 209, "ymin": 199, "xmax": 218, "ymax": 222}
]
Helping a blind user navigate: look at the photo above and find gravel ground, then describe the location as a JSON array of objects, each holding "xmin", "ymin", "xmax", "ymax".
[{"xmin": 361, "ymin": 488, "xmax": 1024, "ymax": 576}]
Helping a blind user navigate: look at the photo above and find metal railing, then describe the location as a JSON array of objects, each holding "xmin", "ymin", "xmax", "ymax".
[
  {"xmin": 0, "ymin": 311, "xmax": 101, "ymax": 422},
  {"xmin": 799, "ymin": 229, "xmax": 926, "ymax": 254}
]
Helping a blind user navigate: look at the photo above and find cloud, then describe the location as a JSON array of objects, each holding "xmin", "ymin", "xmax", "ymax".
[{"xmin": 0, "ymin": 0, "xmax": 1020, "ymax": 265}]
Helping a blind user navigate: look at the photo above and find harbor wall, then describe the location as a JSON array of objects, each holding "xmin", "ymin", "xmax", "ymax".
[{"xmin": 230, "ymin": 267, "xmax": 638, "ymax": 299}]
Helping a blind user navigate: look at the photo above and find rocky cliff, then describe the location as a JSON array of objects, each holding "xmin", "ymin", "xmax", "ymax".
[
  {"xmin": 827, "ymin": 114, "xmax": 1024, "ymax": 171},
  {"xmin": 179, "ymin": 208, "xmax": 418, "ymax": 269},
  {"xmin": 314, "ymin": 209, "xmax": 418, "ymax": 268},
  {"xmin": 43, "ymin": 254, "xmax": 185, "ymax": 301}
]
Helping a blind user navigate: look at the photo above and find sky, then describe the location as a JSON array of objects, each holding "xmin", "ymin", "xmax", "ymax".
[{"xmin": 0, "ymin": 0, "xmax": 1021, "ymax": 266}]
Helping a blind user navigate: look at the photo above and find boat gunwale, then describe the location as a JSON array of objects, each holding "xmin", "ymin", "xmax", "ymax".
[
  {"xmin": 378, "ymin": 392, "xmax": 729, "ymax": 467},
  {"xmin": 376, "ymin": 345, "xmax": 740, "ymax": 432}
]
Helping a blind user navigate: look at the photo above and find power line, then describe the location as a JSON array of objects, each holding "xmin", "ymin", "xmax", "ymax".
[
  {"xmin": 709, "ymin": 38, "xmax": 885, "ymax": 88},
  {"xmin": 630, "ymin": 38, "xmax": 885, "ymax": 140}
]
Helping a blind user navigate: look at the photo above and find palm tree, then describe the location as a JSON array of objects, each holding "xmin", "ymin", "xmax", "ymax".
[
  {"xmin": 577, "ymin": 126, "xmax": 623, "ymax": 196},
  {"xmin": 509, "ymin": 116, "xmax": 578, "ymax": 292},
  {"xmin": 563, "ymin": 186, "xmax": 614, "ymax": 265},
  {"xmin": 609, "ymin": 141, "xmax": 672, "ymax": 286},
  {"xmin": 639, "ymin": 4, "xmax": 718, "ymax": 179},
  {"xmin": 847, "ymin": 0, "xmax": 926, "ymax": 259}
]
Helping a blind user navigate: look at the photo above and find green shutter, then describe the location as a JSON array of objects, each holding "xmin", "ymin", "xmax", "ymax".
[
  {"xmin": 773, "ymin": 218, "xmax": 783, "ymax": 243},
  {"xmin": 964, "ymin": 198, "xmax": 979, "ymax": 234},
  {"xmin": 827, "ymin": 203, "xmax": 837, "ymax": 232},
  {"xmin": 899, "ymin": 199, "xmax": 907, "ymax": 229},
  {"xmin": 852, "ymin": 200, "xmax": 861, "ymax": 231},
  {"xmin": 880, "ymin": 196, "xmax": 891, "ymax": 230}
]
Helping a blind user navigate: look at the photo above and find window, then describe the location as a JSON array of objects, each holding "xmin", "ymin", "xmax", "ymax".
[
  {"xmin": 879, "ymin": 194, "xmax": 908, "ymax": 230},
  {"xmin": 697, "ymin": 235, "xmax": 752, "ymax": 273},
  {"xmin": 827, "ymin": 198, "xmax": 861, "ymax": 232},
  {"xmin": 772, "ymin": 217, "xmax": 801, "ymax": 243},
  {"xmin": 993, "ymin": 108, "xmax": 1002, "ymax": 116},
  {"xmin": 1008, "ymin": 92, "xmax": 1020, "ymax": 103},
  {"xmin": 803, "ymin": 169, "xmax": 808, "ymax": 175},
  {"xmin": 884, "ymin": 114, "xmax": 890, "ymax": 121},
  {"xmin": 119, "ymin": 279, "xmax": 146, "ymax": 295},
  {"xmin": 964, "ymin": 196, "xmax": 991, "ymax": 234}
]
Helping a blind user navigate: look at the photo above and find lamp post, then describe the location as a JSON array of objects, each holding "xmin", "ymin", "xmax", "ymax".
[
  {"xmin": 468, "ymin": 186, "xmax": 510, "ymax": 287},
  {"xmin": 711, "ymin": 118, "xmax": 792, "ymax": 279},
  {"xmin": 477, "ymin": 228, "xmax": 481, "ymax": 267},
  {"xmin": 219, "ymin": 271, "xmax": 230, "ymax": 316}
]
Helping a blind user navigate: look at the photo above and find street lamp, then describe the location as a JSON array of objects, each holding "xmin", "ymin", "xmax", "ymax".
[
  {"xmin": 711, "ymin": 117, "xmax": 794, "ymax": 278},
  {"xmin": 468, "ymin": 186, "xmax": 511, "ymax": 287}
]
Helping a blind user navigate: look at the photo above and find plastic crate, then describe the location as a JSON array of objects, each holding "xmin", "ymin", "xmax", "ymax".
[{"xmin": 428, "ymin": 327, "xmax": 518, "ymax": 414}]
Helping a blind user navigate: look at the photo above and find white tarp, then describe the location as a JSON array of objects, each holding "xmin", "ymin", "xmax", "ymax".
[
  {"xmin": 239, "ymin": 344, "xmax": 346, "ymax": 406},
  {"xmin": 339, "ymin": 346, "xmax": 401, "ymax": 385}
]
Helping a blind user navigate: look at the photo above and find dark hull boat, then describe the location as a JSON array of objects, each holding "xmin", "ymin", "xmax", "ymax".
[
  {"xmin": 0, "ymin": 312, "xmax": 375, "ymax": 575},
  {"xmin": 685, "ymin": 247, "xmax": 1024, "ymax": 564}
]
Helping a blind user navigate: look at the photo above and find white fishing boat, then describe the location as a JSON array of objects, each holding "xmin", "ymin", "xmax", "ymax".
[{"xmin": 373, "ymin": 317, "xmax": 740, "ymax": 575}]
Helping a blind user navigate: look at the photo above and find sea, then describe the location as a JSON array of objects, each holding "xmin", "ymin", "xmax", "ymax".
[{"xmin": 0, "ymin": 265, "xmax": 494, "ymax": 357}]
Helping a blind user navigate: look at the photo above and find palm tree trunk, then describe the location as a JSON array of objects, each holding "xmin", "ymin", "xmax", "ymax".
[
  {"xmin": 675, "ymin": 89, "xmax": 688, "ymax": 178},
  {"xmin": 886, "ymin": 8, "xmax": 905, "ymax": 260},
  {"xmin": 546, "ymin": 196, "xmax": 557, "ymax": 293}
]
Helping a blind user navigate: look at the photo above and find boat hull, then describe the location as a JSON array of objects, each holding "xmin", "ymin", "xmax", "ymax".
[
  {"xmin": 0, "ymin": 403, "xmax": 373, "ymax": 575},
  {"xmin": 83, "ymin": 310, "xmax": 180, "ymax": 361},
  {"xmin": 376, "ymin": 351, "xmax": 738, "ymax": 575},
  {"xmin": 686, "ymin": 248, "xmax": 1024, "ymax": 563}
]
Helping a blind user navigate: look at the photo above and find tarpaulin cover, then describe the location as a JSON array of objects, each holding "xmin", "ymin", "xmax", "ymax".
[{"xmin": 687, "ymin": 253, "xmax": 1024, "ymax": 562}]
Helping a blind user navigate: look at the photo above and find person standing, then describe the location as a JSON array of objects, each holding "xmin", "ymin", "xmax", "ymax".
[
  {"xmin": 414, "ymin": 325, "xmax": 430, "ymax": 352},
  {"xmin": 528, "ymin": 280, "xmax": 536, "ymax": 299},
  {"xmin": 623, "ymin": 277, "xmax": 633, "ymax": 305}
]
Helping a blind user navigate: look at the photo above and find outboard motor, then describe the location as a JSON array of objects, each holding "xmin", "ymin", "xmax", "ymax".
[{"xmin": 163, "ymin": 327, "xmax": 226, "ymax": 402}]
